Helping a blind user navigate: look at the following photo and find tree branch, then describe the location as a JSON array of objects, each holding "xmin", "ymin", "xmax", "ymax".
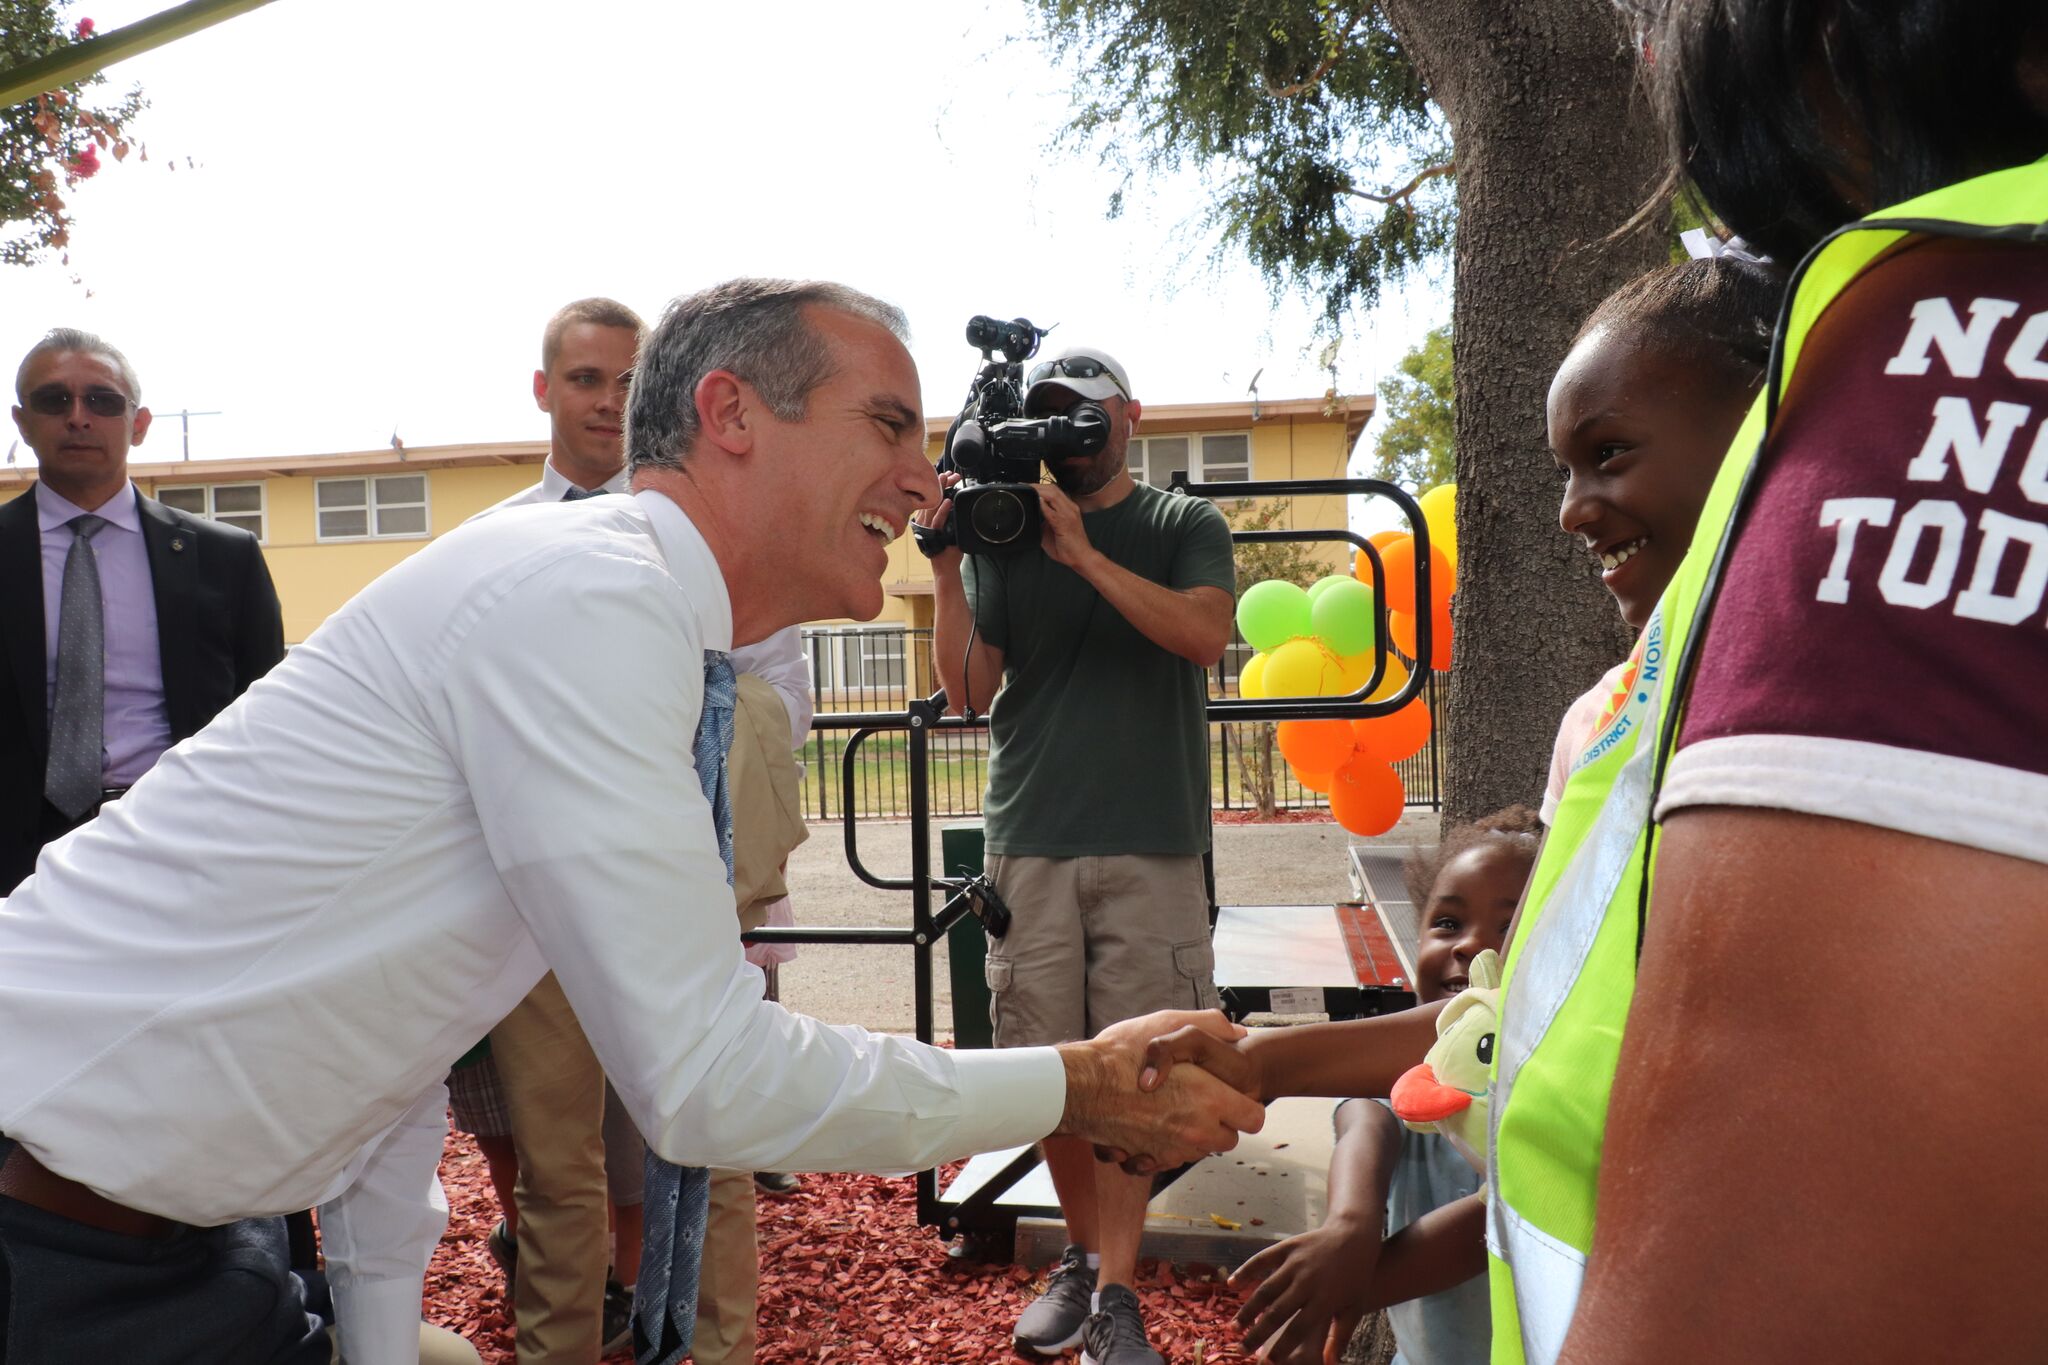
[
  {"xmin": 1344, "ymin": 160, "xmax": 1454, "ymax": 206},
  {"xmin": 1263, "ymin": 5, "xmax": 1372, "ymax": 98}
]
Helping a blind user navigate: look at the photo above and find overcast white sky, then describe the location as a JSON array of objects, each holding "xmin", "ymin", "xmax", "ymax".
[{"xmin": 1, "ymin": 0, "xmax": 1448, "ymax": 504}]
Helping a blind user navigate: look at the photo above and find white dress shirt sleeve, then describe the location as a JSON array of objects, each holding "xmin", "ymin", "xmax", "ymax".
[
  {"xmin": 440, "ymin": 554, "xmax": 1065, "ymax": 1175},
  {"xmin": 318, "ymin": 1081, "xmax": 452, "ymax": 1365},
  {"xmin": 728, "ymin": 625, "xmax": 813, "ymax": 750}
]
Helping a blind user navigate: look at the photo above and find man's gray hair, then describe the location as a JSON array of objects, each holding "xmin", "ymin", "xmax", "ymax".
[
  {"xmin": 626, "ymin": 279, "xmax": 909, "ymax": 473},
  {"xmin": 16, "ymin": 328, "xmax": 142, "ymax": 405}
]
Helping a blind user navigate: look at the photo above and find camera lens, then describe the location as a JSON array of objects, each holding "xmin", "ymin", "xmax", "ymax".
[{"xmin": 970, "ymin": 488, "xmax": 1029, "ymax": 545}]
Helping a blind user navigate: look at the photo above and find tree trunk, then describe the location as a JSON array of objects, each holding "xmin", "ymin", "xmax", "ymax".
[{"xmin": 1376, "ymin": 0, "xmax": 1664, "ymax": 827}]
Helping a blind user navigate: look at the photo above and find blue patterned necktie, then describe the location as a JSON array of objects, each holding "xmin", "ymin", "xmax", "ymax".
[{"xmin": 634, "ymin": 649, "xmax": 735, "ymax": 1365}]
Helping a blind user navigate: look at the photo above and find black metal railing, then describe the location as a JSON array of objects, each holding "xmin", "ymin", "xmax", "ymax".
[{"xmin": 797, "ymin": 624, "xmax": 1444, "ymax": 820}]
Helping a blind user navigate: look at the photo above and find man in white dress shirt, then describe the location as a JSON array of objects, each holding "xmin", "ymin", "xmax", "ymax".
[
  {"xmin": 0, "ymin": 279, "xmax": 1262, "ymax": 1365},
  {"xmin": 473, "ymin": 296, "xmax": 822, "ymax": 1363}
]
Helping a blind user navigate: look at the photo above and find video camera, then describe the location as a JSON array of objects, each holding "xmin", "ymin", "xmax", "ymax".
[{"xmin": 911, "ymin": 314, "xmax": 1110, "ymax": 558}]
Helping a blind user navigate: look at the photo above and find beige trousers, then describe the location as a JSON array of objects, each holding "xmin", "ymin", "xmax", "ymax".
[
  {"xmin": 689, "ymin": 1168, "xmax": 760, "ymax": 1365},
  {"xmin": 492, "ymin": 972, "xmax": 609, "ymax": 1364}
]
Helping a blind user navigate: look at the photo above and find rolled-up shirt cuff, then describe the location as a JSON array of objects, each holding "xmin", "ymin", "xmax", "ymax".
[{"xmin": 946, "ymin": 1045, "xmax": 1067, "ymax": 1152}]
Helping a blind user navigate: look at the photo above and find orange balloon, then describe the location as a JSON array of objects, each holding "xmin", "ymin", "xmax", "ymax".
[
  {"xmin": 1352, "ymin": 697, "xmax": 1433, "ymax": 764},
  {"xmin": 1353, "ymin": 529, "xmax": 1407, "ymax": 583},
  {"xmin": 1329, "ymin": 756, "xmax": 1405, "ymax": 836},
  {"xmin": 1377, "ymin": 536, "xmax": 1456, "ymax": 615},
  {"xmin": 1294, "ymin": 767, "xmax": 1335, "ymax": 795},
  {"xmin": 1389, "ymin": 596, "xmax": 1454, "ymax": 669},
  {"xmin": 1278, "ymin": 719, "xmax": 1359, "ymax": 774}
]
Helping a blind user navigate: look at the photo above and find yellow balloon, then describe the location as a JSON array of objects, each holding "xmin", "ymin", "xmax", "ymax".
[
  {"xmin": 1335, "ymin": 649, "xmax": 1377, "ymax": 695},
  {"xmin": 1239, "ymin": 652, "xmax": 1269, "ymax": 699},
  {"xmin": 1329, "ymin": 649, "xmax": 1411, "ymax": 699},
  {"xmin": 1418, "ymin": 483, "xmax": 1458, "ymax": 568},
  {"xmin": 1367, "ymin": 654, "xmax": 1412, "ymax": 703},
  {"xmin": 1263, "ymin": 638, "xmax": 1330, "ymax": 697}
]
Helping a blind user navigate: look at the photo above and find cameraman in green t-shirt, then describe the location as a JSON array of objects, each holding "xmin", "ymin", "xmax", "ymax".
[{"xmin": 921, "ymin": 347, "xmax": 1238, "ymax": 1365}]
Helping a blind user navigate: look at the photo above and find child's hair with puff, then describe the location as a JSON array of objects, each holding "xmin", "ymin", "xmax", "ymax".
[
  {"xmin": 1571, "ymin": 255, "xmax": 1784, "ymax": 399},
  {"xmin": 1402, "ymin": 804, "xmax": 1544, "ymax": 908}
]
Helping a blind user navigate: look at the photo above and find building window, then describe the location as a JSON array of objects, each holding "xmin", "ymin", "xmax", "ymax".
[
  {"xmin": 1200, "ymin": 433, "xmax": 1251, "ymax": 482},
  {"xmin": 316, "ymin": 474, "xmax": 430, "ymax": 540},
  {"xmin": 1128, "ymin": 431, "xmax": 1249, "ymax": 489},
  {"xmin": 157, "ymin": 481, "xmax": 266, "ymax": 540},
  {"xmin": 847, "ymin": 631, "xmax": 906, "ymax": 691}
]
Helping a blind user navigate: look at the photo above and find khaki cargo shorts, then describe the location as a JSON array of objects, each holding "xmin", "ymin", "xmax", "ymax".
[{"xmin": 984, "ymin": 852, "xmax": 1220, "ymax": 1048}]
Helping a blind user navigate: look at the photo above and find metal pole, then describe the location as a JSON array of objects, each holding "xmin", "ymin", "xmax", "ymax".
[{"xmin": 1, "ymin": 0, "xmax": 283, "ymax": 108}]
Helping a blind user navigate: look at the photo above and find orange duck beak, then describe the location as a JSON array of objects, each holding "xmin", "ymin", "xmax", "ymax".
[{"xmin": 1390, "ymin": 1061, "xmax": 1473, "ymax": 1124}]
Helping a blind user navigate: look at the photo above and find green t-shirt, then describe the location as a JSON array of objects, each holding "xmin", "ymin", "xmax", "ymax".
[{"xmin": 963, "ymin": 482, "xmax": 1236, "ymax": 857}]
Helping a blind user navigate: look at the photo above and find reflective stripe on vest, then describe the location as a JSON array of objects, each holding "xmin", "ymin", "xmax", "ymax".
[{"xmin": 1484, "ymin": 157, "xmax": 2048, "ymax": 1365}]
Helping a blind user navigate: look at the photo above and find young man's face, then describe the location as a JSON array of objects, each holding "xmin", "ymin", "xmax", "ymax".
[
  {"xmin": 752, "ymin": 307, "xmax": 937, "ymax": 623},
  {"xmin": 1413, "ymin": 843, "xmax": 1524, "ymax": 1004},
  {"xmin": 12, "ymin": 349, "xmax": 150, "ymax": 511},
  {"xmin": 534, "ymin": 322, "xmax": 638, "ymax": 484}
]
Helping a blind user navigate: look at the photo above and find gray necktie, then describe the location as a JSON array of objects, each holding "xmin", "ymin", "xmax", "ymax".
[
  {"xmin": 45, "ymin": 514, "xmax": 108, "ymax": 819},
  {"xmin": 561, "ymin": 485, "xmax": 604, "ymax": 502}
]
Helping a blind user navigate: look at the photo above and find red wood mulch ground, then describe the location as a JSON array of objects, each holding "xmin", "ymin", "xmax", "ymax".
[{"xmin": 425, "ymin": 1130, "xmax": 1258, "ymax": 1363}]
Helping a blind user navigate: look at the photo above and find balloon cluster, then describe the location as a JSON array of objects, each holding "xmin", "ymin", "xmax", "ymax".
[{"xmin": 1234, "ymin": 483, "xmax": 1458, "ymax": 836}]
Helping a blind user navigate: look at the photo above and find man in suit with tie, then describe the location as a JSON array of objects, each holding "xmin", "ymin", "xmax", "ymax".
[{"xmin": 0, "ymin": 328, "xmax": 284, "ymax": 895}]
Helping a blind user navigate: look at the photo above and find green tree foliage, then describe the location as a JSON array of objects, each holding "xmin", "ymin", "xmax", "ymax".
[
  {"xmin": 1222, "ymin": 495, "xmax": 1323, "ymax": 589},
  {"xmin": 1369, "ymin": 322, "xmax": 1452, "ymax": 490},
  {"xmin": 2, "ymin": 1, "xmax": 145, "ymax": 266},
  {"xmin": 1031, "ymin": 0, "xmax": 1452, "ymax": 321}
]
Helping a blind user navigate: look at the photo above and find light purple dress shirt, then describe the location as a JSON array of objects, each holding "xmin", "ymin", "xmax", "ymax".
[{"xmin": 37, "ymin": 481, "xmax": 171, "ymax": 788}]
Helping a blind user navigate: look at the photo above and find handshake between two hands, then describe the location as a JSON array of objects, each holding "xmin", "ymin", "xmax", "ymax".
[{"xmin": 1051, "ymin": 1009, "xmax": 1266, "ymax": 1172}]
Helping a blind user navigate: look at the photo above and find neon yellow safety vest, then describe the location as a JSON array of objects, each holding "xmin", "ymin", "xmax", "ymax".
[{"xmin": 1485, "ymin": 158, "xmax": 2048, "ymax": 1365}]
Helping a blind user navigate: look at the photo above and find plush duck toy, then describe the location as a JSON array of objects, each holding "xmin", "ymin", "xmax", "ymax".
[{"xmin": 1388, "ymin": 949, "xmax": 1502, "ymax": 1176}]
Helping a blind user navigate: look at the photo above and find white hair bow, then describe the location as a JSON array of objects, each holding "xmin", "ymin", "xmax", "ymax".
[{"xmin": 1679, "ymin": 227, "xmax": 1770, "ymax": 264}]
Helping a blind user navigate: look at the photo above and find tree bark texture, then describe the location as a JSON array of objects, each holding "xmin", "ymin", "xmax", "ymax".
[{"xmin": 1376, "ymin": 0, "xmax": 1665, "ymax": 827}]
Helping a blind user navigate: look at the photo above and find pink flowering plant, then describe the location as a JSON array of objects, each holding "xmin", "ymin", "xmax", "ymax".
[{"xmin": 2, "ymin": 0, "xmax": 145, "ymax": 266}]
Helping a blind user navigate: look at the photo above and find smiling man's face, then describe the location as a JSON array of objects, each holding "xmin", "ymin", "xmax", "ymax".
[
  {"xmin": 12, "ymin": 349, "xmax": 149, "ymax": 512},
  {"xmin": 752, "ymin": 306, "xmax": 938, "ymax": 624}
]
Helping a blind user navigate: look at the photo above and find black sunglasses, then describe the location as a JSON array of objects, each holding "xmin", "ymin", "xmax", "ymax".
[
  {"xmin": 1026, "ymin": 356, "xmax": 1127, "ymax": 398},
  {"xmin": 25, "ymin": 385, "xmax": 130, "ymax": 418}
]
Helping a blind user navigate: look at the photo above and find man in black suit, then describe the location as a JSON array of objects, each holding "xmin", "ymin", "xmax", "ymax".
[{"xmin": 1, "ymin": 328, "xmax": 284, "ymax": 893}]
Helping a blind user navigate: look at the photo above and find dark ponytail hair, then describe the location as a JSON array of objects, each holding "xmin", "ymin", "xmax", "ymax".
[
  {"xmin": 1626, "ymin": 0, "xmax": 2048, "ymax": 262},
  {"xmin": 1571, "ymin": 255, "xmax": 1785, "ymax": 395}
]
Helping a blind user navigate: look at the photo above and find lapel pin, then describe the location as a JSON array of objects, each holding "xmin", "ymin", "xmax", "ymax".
[{"xmin": 170, "ymin": 536, "xmax": 185, "ymax": 552}]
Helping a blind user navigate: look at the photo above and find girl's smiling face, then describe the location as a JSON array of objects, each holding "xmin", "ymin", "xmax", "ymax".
[
  {"xmin": 1548, "ymin": 327, "xmax": 1752, "ymax": 631},
  {"xmin": 1413, "ymin": 844, "xmax": 1525, "ymax": 1004}
]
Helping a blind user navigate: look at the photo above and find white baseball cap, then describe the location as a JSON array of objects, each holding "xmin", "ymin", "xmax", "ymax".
[{"xmin": 1023, "ymin": 346, "xmax": 1133, "ymax": 407}]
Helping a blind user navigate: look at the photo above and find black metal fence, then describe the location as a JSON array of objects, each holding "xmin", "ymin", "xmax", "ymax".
[{"xmin": 797, "ymin": 625, "xmax": 1443, "ymax": 822}]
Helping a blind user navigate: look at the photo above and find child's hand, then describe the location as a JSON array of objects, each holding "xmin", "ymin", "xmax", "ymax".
[{"xmin": 1229, "ymin": 1216, "xmax": 1383, "ymax": 1365}]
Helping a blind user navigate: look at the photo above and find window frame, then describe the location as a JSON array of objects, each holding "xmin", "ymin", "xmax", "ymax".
[
  {"xmin": 314, "ymin": 473, "xmax": 433, "ymax": 542},
  {"xmin": 1127, "ymin": 428, "xmax": 1253, "ymax": 489},
  {"xmin": 155, "ymin": 480, "xmax": 268, "ymax": 542}
]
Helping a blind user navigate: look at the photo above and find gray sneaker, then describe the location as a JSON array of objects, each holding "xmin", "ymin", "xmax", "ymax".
[
  {"xmin": 1080, "ymin": 1284, "xmax": 1163, "ymax": 1365},
  {"xmin": 1013, "ymin": 1243, "xmax": 1096, "ymax": 1357}
]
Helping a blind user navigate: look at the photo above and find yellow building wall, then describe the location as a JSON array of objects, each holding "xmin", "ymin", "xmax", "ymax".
[
  {"xmin": 1, "ymin": 400, "xmax": 1361, "ymax": 647},
  {"xmin": 130, "ymin": 464, "xmax": 540, "ymax": 644}
]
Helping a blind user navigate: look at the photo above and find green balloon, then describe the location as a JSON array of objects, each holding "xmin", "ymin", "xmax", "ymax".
[
  {"xmin": 1306, "ymin": 574, "xmax": 1353, "ymax": 605},
  {"xmin": 1236, "ymin": 579, "xmax": 1313, "ymax": 652},
  {"xmin": 1311, "ymin": 577, "xmax": 1377, "ymax": 656}
]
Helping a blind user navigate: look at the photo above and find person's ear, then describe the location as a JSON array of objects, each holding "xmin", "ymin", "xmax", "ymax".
[
  {"xmin": 130, "ymin": 406, "xmax": 151, "ymax": 446},
  {"xmin": 532, "ymin": 369, "xmax": 551, "ymax": 413},
  {"xmin": 1124, "ymin": 398, "xmax": 1143, "ymax": 433},
  {"xmin": 693, "ymin": 370, "xmax": 756, "ymax": 455}
]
